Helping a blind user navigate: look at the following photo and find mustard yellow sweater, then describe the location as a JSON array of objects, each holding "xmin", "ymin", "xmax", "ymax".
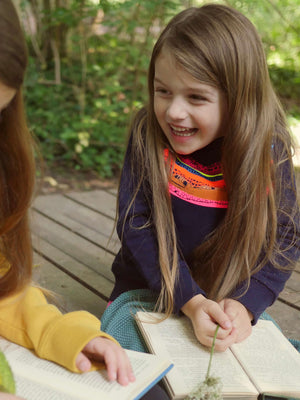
[{"xmin": 0, "ymin": 285, "xmax": 116, "ymax": 372}]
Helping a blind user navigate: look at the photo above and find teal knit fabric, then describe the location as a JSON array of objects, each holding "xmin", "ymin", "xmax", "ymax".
[{"xmin": 101, "ymin": 289, "xmax": 157, "ymax": 353}]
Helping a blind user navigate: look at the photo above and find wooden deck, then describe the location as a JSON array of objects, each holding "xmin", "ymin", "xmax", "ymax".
[{"xmin": 31, "ymin": 189, "xmax": 300, "ymax": 340}]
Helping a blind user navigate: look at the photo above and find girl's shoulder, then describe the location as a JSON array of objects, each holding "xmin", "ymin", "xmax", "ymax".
[{"xmin": 271, "ymin": 129, "xmax": 294, "ymax": 162}]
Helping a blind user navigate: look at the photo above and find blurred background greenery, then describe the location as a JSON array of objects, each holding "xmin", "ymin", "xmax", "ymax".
[{"xmin": 14, "ymin": 0, "xmax": 300, "ymax": 179}]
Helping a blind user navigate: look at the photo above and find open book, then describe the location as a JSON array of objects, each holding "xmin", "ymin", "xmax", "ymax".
[
  {"xmin": 135, "ymin": 312, "xmax": 300, "ymax": 400},
  {"xmin": 0, "ymin": 337, "xmax": 173, "ymax": 400}
]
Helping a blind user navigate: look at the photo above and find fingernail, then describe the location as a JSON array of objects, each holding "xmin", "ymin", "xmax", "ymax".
[
  {"xmin": 130, "ymin": 372, "xmax": 136, "ymax": 382},
  {"xmin": 110, "ymin": 371, "xmax": 117, "ymax": 381},
  {"xmin": 78, "ymin": 360, "xmax": 90, "ymax": 372},
  {"xmin": 123, "ymin": 377, "xmax": 129, "ymax": 385},
  {"xmin": 224, "ymin": 321, "xmax": 231, "ymax": 329}
]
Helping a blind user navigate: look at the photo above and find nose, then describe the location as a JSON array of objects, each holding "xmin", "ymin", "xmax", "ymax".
[{"xmin": 166, "ymin": 96, "xmax": 187, "ymax": 121}]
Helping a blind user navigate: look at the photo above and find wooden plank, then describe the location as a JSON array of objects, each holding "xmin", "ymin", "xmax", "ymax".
[
  {"xmin": 32, "ymin": 234, "xmax": 114, "ymax": 300},
  {"xmin": 108, "ymin": 188, "xmax": 118, "ymax": 196},
  {"xmin": 33, "ymin": 252, "xmax": 108, "ymax": 318},
  {"xmin": 33, "ymin": 194, "xmax": 120, "ymax": 255},
  {"xmin": 279, "ymin": 271, "xmax": 300, "ymax": 308},
  {"xmin": 31, "ymin": 211, "xmax": 115, "ymax": 282},
  {"xmin": 65, "ymin": 190, "xmax": 117, "ymax": 219},
  {"xmin": 267, "ymin": 299, "xmax": 300, "ymax": 340},
  {"xmin": 31, "ymin": 190, "xmax": 300, "ymax": 313}
]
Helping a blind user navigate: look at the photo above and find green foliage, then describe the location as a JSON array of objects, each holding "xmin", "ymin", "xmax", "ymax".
[
  {"xmin": 227, "ymin": 0, "xmax": 300, "ymax": 99},
  {"xmin": 24, "ymin": 0, "xmax": 186, "ymax": 177},
  {"xmin": 25, "ymin": 57, "xmax": 128, "ymax": 177},
  {"xmin": 22, "ymin": 0, "xmax": 300, "ymax": 178}
]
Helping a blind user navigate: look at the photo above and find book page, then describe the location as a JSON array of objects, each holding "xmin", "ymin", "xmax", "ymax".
[
  {"xmin": 0, "ymin": 338, "xmax": 172, "ymax": 400},
  {"xmin": 230, "ymin": 320, "xmax": 300, "ymax": 397},
  {"xmin": 15, "ymin": 376, "xmax": 82, "ymax": 400},
  {"xmin": 136, "ymin": 312, "xmax": 258, "ymax": 399}
]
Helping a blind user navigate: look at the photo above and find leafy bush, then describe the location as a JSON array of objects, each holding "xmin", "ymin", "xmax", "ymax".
[
  {"xmin": 22, "ymin": 0, "xmax": 300, "ymax": 178},
  {"xmin": 24, "ymin": 0, "xmax": 186, "ymax": 177}
]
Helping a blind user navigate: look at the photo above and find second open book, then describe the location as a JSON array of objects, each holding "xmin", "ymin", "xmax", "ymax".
[
  {"xmin": 0, "ymin": 337, "xmax": 173, "ymax": 400},
  {"xmin": 135, "ymin": 312, "xmax": 300, "ymax": 400}
]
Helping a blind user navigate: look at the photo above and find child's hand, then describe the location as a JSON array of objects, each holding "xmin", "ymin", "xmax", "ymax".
[
  {"xmin": 0, "ymin": 395, "xmax": 24, "ymax": 400},
  {"xmin": 181, "ymin": 294, "xmax": 237, "ymax": 351},
  {"xmin": 75, "ymin": 337, "xmax": 136, "ymax": 386},
  {"xmin": 218, "ymin": 298, "xmax": 252, "ymax": 343}
]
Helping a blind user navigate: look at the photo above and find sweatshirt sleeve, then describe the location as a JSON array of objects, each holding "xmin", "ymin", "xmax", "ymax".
[
  {"xmin": 0, "ymin": 285, "xmax": 118, "ymax": 372},
  {"xmin": 117, "ymin": 135, "xmax": 204, "ymax": 313},
  {"xmin": 231, "ymin": 155, "xmax": 300, "ymax": 323}
]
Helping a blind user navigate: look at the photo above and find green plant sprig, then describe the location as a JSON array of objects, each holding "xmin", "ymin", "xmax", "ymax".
[{"xmin": 185, "ymin": 325, "xmax": 222, "ymax": 400}]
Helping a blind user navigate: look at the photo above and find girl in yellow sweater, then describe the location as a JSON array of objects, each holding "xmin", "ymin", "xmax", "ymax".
[{"xmin": 0, "ymin": 1, "xmax": 135, "ymax": 397}]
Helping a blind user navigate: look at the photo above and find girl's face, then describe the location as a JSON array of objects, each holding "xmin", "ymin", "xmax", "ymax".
[
  {"xmin": 0, "ymin": 81, "xmax": 16, "ymax": 114},
  {"xmin": 153, "ymin": 50, "xmax": 227, "ymax": 155}
]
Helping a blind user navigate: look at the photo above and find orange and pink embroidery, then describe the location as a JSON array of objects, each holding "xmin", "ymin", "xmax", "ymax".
[{"xmin": 165, "ymin": 149, "xmax": 228, "ymax": 208}]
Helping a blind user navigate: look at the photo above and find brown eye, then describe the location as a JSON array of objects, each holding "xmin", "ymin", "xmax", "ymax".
[
  {"xmin": 190, "ymin": 94, "xmax": 206, "ymax": 101},
  {"xmin": 155, "ymin": 88, "xmax": 167, "ymax": 93}
]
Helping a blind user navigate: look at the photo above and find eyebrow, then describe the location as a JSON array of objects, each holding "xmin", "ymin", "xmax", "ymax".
[{"xmin": 153, "ymin": 77, "xmax": 165, "ymax": 85}]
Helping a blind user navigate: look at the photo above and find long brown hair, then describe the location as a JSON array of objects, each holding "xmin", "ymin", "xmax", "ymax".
[
  {"xmin": 0, "ymin": 0, "xmax": 36, "ymax": 298},
  {"xmin": 121, "ymin": 4, "xmax": 298, "ymax": 314}
]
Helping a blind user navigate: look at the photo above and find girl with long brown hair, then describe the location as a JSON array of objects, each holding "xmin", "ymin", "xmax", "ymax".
[
  {"xmin": 104, "ymin": 3, "xmax": 300, "ymax": 353},
  {"xmin": 0, "ymin": 0, "xmax": 135, "ymax": 394}
]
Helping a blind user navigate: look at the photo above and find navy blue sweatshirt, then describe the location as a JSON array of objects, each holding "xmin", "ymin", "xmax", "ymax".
[{"xmin": 110, "ymin": 136, "xmax": 300, "ymax": 323}]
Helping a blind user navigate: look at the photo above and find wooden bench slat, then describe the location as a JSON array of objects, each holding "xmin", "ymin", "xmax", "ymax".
[
  {"xmin": 31, "ymin": 211, "xmax": 115, "ymax": 282},
  {"xmin": 278, "ymin": 271, "xmax": 300, "ymax": 308},
  {"xmin": 33, "ymin": 252, "xmax": 108, "ymax": 318},
  {"xmin": 65, "ymin": 190, "xmax": 117, "ymax": 219},
  {"xmin": 33, "ymin": 194, "xmax": 120, "ymax": 255},
  {"xmin": 107, "ymin": 188, "xmax": 118, "ymax": 195},
  {"xmin": 32, "ymin": 234, "xmax": 113, "ymax": 301},
  {"xmin": 267, "ymin": 299, "xmax": 300, "ymax": 339}
]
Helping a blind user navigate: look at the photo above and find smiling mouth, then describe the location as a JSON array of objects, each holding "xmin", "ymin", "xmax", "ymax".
[{"xmin": 170, "ymin": 125, "xmax": 197, "ymax": 137}]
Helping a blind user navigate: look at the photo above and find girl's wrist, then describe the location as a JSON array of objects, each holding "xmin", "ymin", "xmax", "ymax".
[{"xmin": 181, "ymin": 294, "xmax": 206, "ymax": 319}]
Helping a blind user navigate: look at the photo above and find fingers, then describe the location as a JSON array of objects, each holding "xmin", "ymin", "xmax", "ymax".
[
  {"xmin": 212, "ymin": 326, "xmax": 238, "ymax": 351},
  {"xmin": 185, "ymin": 298, "xmax": 235, "ymax": 351},
  {"xmin": 183, "ymin": 296, "xmax": 242, "ymax": 351},
  {"xmin": 182, "ymin": 295, "xmax": 232, "ymax": 333},
  {"xmin": 76, "ymin": 352, "xmax": 92, "ymax": 372},
  {"xmin": 221, "ymin": 298, "xmax": 241, "ymax": 322},
  {"xmin": 205, "ymin": 300, "xmax": 232, "ymax": 331},
  {"xmin": 219, "ymin": 299, "xmax": 252, "ymax": 343},
  {"xmin": 194, "ymin": 321, "xmax": 238, "ymax": 352},
  {"xmin": 102, "ymin": 344, "xmax": 135, "ymax": 386},
  {"xmin": 77, "ymin": 337, "xmax": 135, "ymax": 386}
]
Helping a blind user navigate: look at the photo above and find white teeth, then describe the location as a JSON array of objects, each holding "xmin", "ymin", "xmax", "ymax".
[
  {"xmin": 171, "ymin": 126, "xmax": 188, "ymax": 132},
  {"xmin": 174, "ymin": 131, "xmax": 194, "ymax": 137},
  {"xmin": 170, "ymin": 125, "xmax": 195, "ymax": 137}
]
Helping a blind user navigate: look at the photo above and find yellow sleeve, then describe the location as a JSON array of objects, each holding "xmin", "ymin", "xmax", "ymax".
[{"xmin": 0, "ymin": 286, "xmax": 117, "ymax": 372}]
